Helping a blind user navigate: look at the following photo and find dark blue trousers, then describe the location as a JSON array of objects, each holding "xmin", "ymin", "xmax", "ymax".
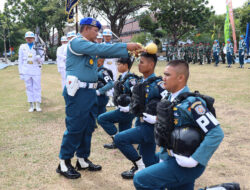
[
  {"xmin": 213, "ymin": 52, "xmax": 219, "ymax": 65},
  {"xmin": 98, "ymin": 108, "xmax": 134, "ymax": 135},
  {"xmin": 114, "ymin": 119, "xmax": 157, "ymax": 167},
  {"xmin": 97, "ymin": 95, "xmax": 109, "ymax": 116},
  {"xmin": 59, "ymin": 88, "xmax": 97, "ymax": 160},
  {"xmin": 239, "ymin": 49, "xmax": 244, "ymax": 66},
  {"xmin": 227, "ymin": 52, "xmax": 232, "ymax": 66},
  {"xmin": 134, "ymin": 155, "xmax": 205, "ymax": 190}
]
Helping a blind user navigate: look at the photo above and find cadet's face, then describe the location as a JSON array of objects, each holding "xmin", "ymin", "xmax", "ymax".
[
  {"xmin": 138, "ymin": 56, "xmax": 153, "ymax": 74},
  {"xmin": 163, "ymin": 66, "xmax": 180, "ymax": 93},
  {"xmin": 62, "ymin": 41, "xmax": 68, "ymax": 45},
  {"xmin": 117, "ymin": 62, "xmax": 128, "ymax": 73},
  {"xmin": 26, "ymin": 37, "xmax": 34, "ymax": 43},
  {"xmin": 104, "ymin": 35, "xmax": 111, "ymax": 42},
  {"xmin": 96, "ymin": 38, "xmax": 103, "ymax": 43}
]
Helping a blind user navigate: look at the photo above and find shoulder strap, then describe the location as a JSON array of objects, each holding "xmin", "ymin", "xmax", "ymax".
[
  {"xmin": 144, "ymin": 76, "xmax": 162, "ymax": 85},
  {"xmin": 121, "ymin": 73, "xmax": 139, "ymax": 84},
  {"xmin": 68, "ymin": 37, "xmax": 85, "ymax": 56},
  {"xmin": 98, "ymin": 67, "xmax": 114, "ymax": 80}
]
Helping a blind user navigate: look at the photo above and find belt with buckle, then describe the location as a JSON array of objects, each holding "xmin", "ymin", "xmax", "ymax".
[
  {"xmin": 27, "ymin": 61, "xmax": 33, "ymax": 64},
  {"xmin": 79, "ymin": 81, "xmax": 97, "ymax": 89}
]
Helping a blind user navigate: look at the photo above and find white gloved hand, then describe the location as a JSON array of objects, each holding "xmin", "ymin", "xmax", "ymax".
[
  {"xmin": 96, "ymin": 90, "xmax": 100, "ymax": 96},
  {"xmin": 35, "ymin": 55, "xmax": 42, "ymax": 62},
  {"xmin": 119, "ymin": 105, "xmax": 130, "ymax": 112},
  {"xmin": 173, "ymin": 154, "xmax": 198, "ymax": 168},
  {"xmin": 241, "ymin": 52, "xmax": 244, "ymax": 56},
  {"xmin": 142, "ymin": 113, "xmax": 157, "ymax": 124}
]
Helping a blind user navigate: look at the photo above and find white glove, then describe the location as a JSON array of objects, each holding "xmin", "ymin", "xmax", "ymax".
[
  {"xmin": 174, "ymin": 154, "xmax": 198, "ymax": 168},
  {"xmin": 96, "ymin": 90, "xmax": 100, "ymax": 96},
  {"xmin": 241, "ymin": 52, "xmax": 244, "ymax": 56},
  {"xmin": 34, "ymin": 55, "xmax": 42, "ymax": 63},
  {"xmin": 142, "ymin": 113, "xmax": 157, "ymax": 124},
  {"xmin": 119, "ymin": 105, "xmax": 130, "ymax": 112}
]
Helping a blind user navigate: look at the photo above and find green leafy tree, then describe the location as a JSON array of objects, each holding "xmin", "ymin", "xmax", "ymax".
[
  {"xmin": 149, "ymin": 0, "xmax": 213, "ymax": 45},
  {"xmin": 79, "ymin": 0, "xmax": 148, "ymax": 36}
]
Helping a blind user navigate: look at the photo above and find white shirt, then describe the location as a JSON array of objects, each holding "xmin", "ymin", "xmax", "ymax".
[
  {"xmin": 18, "ymin": 43, "xmax": 44, "ymax": 76},
  {"xmin": 56, "ymin": 44, "xmax": 67, "ymax": 70},
  {"xmin": 121, "ymin": 71, "xmax": 128, "ymax": 79},
  {"xmin": 170, "ymin": 87, "xmax": 185, "ymax": 102}
]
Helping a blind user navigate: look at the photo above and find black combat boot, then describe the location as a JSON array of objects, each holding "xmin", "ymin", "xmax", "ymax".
[
  {"xmin": 56, "ymin": 159, "xmax": 81, "ymax": 179},
  {"xmin": 75, "ymin": 158, "xmax": 102, "ymax": 171},
  {"xmin": 103, "ymin": 136, "xmax": 117, "ymax": 149},
  {"xmin": 121, "ymin": 158, "xmax": 145, "ymax": 179}
]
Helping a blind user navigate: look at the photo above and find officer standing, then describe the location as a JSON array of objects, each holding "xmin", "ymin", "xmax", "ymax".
[
  {"xmin": 205, "ymin": 43, "xmax": 211, "ymax": 64},
  {"xmin": 220, "ymin": 43, "xmax": 226, "ymax": 64},
  {"xmin": 114, "ymin": 52, "xmax": 166, "ymax": 179},
  {"xmin": 56, "ymin": 36, "xmax": 68, "ymax": 89},
  {"xmin": 212, "ymin": 40, "xmax": 220, "ymax": 66},
  {"xmin": 198, "ymin": 42, "xmax": 204, "ymax": 65},
  {"xmin": 18, "ymin": 31, "xmax": 45, "ymax": 112},
  {"xmin": 98, "ymin": 57, "xmax": 138, "ymax": 149},
  {"xmin": 133, "ymin": 60, "xmax": 224, "ymax": 190},
  {"xmin": 239, "ymin": 35, "xmax": 246, "ymax": 68},
  {"xmin": 56, "ymin": 17, "xmax": 142, "ymax": 179},
  {"xmin": 96, "ymin": 33, "xmax": 103, "ymax": 43},
  {"xmin": 226, "ymin": 39, "xmax": 233, "ymax": 68}
]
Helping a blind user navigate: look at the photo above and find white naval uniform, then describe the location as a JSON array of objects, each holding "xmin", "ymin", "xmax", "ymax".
[
  {"xmin": 18, "ymin": 43, "xmax": 44, "ymax": 103},
  {"xmin": 56, "ymin": 44, "xmax": 67, "ymax": 89}
]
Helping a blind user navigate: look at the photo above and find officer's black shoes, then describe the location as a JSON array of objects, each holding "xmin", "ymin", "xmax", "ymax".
[
  {"xmin": 121, "ymin": 165, "xmax": 138, "ymax": 179},
  {"xmin": 103, "ymin": 142, "xmax": 117, "ymax": 149},
  {"xmin": 203, "ymin": 182, "xmax": 240, "ymax": 190},
  {"xmin": 56, "ymin": 159, "xmax": 81, "ymax": 179},
  {"xmin": 121, "ymin": 158, "xmax": 145, "ymax": 179},
  {"xmin": 75, "ymin": 158, "xmax": 102, "ymax": 171}
]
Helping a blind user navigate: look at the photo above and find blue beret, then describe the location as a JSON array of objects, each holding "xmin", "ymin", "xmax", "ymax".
[
  {"xmin": 240, "ymin": 35, "xmax": 244, "ymax": 38},
  {"xmin": 80, "ymin": 17, "xmax": 102, "ymax": 30},
  {"xmin": 227, "ymin": 39, "xmax": 231, "ymax": 42}
]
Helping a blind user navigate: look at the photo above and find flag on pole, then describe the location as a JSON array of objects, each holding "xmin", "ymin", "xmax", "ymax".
[
  {"xmin": 65, "ymin": 0, "xmax": 79, "ymax": 22},
  {"xmin": 224, "ymin": 2, "xmax": 230, "ymax": 45},
  {"xmin": 227, "ymin": 0, "xmax": 237, "ymax": 53},
  {"xmin": 245, "ymin": 23, "xmax": 250, "ymax": 54},
  {"xmin": 211, "ymin": 23, "xmax": 216, "ymax": 40}
]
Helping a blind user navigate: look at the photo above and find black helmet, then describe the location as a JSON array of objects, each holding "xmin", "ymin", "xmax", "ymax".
[{"xmin": 171, "ymin": 126, "xmax": 203, "ymax": 157}]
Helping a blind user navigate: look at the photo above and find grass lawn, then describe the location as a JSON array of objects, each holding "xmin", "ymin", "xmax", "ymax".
[{"xmin": 0, "ymin": 62, "xmax": 249, "ymax": 190}]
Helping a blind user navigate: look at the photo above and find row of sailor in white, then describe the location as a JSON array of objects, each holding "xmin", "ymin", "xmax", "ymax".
[
  {"xmin": 56, "ymin": 36, "xmax": 68, "ymax": 89},
  {"xmin": 102, "ymin": 29, "xmax": 117, "ymax": 102},
  {"xmin": 18, "ymin": 31, "xmax": 45, "ymax": 112}
]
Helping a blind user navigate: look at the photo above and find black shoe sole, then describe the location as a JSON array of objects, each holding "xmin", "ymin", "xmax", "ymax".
[
  {"xmin": 121, "ymin": 174, "xmax": 134, "ymax": 179},
  {"xmin": 103, "ymin": 146, "xmax": 117, "ymax": 149},
  {"xmin": 75, "ymin": 166, "xmax": 102, "ymax": 172},
  {"xmin": 56, "ymin": 168, "xmax": 81, "ymax": 179}
]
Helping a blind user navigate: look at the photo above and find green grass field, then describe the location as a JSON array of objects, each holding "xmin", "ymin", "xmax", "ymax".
[{"xmin": 0, "ymin": 62, "xmax": 249, "ymax": 190}]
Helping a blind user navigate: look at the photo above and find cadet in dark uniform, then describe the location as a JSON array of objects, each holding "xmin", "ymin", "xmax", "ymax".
[
  {"xmin": 114, "ymin": 52, "xmax": 167, "ymax": 179},
  {"xmin": 239, "ymin": 35, "xmax": 246, "ymax": 68},
  {"xmin": 134, "ymin": 60, "xmax": 224, "ymax": 190},
  {"xmin": 220, "ymin": 43, "xmax": 226, "ymax": 64},
  {"xmin": 56, "ymin": 17, "xmax": 142, "ymax": 179},
  {"xmin": 205, "ymin": 43, "xmax": 211, "ymax": 64},
  {"xmin": 96, "ymin": 58, "xmax": 114, "ymax": 116},
  {"xmin": 226, "ymin": 39, "xmax": 233, "ymax": 68},
  {"xmin": 98, "ymin": 57, "xmax": 138, "ymax": 149},
  {"xmin": 212, "ymin": 40, "xmax": 220, "ymax": 66}
]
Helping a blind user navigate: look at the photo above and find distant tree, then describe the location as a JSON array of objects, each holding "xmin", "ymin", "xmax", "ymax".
[
  {"xmin": 239, "ymin": 2, "xmax": 250, "ymax": 34},
  {"xmin": 149, "ymin": 0, "xmax": 213, "ymax": 45},
  {"xmin": 79, "ymin": 0, "xmax": 148, "ymax": 36}
]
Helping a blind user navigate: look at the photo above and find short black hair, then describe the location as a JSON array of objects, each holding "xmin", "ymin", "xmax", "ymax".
[
  {"xmin": 140, "ymin": 52, "xmax": 157, "ymax": 67},
  {"xmin": 80, "ymin": 25, "xmax": 93, "ymax": 33},
  {"xmin": 167, "ymin": 60, "xmax": 189, "ymax": 81},
  {"xmin": 117, "ymin": 57, "xmax": 132, "ymax": 70}
]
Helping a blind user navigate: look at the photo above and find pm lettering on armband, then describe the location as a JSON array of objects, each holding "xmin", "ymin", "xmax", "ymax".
[
  {"xmin": 104, "ymin": 75, "xmax": 112, "ymax": 83},
  {"xmin": 191, "ymin": 102, "xmax": 219, "ymax": 133}
]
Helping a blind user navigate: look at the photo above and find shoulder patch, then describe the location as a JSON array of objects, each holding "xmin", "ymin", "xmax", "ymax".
[{"xmin": 194, "ymin": 104, "xmax": 206, "ymax": 115}]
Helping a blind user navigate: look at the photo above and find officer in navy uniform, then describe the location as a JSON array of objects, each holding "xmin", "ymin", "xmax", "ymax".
[
  {"xmin": 56, "ymin": 17, "xmax": 142, "ymax": 179},
  {"xmin": 133, "ymin": 60, "xmax": 224, "ymax": 190},
  {"xmin": 114, "ymin": 52, "xmax": 167, "ymax": 179},
  {"xmin": 98, "ymin": 57, "xmax": 138, "ymax": 149},
  {"xmin": 238, "ymin": 35, "xmax": 246, "ymax": 68},
  {"xmin": 226, "ymin": 39, "xmax": 233, "ymax": 68},
  {"xmin": 96, "ymin": 58, "xmax": 114, "ymax": 116},
  {"xmin": 212, "ymin": 40, "xmax": 220, "ymax": 66}
]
